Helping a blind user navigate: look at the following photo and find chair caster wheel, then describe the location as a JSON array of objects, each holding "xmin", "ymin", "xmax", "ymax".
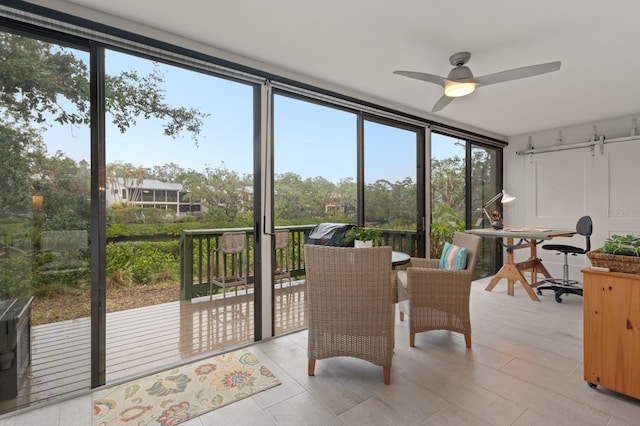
[
  {"xmin": 587, "ymin": 382, "xmax": 598, "ymax": 389},
  {"xmin": 536, "ymin": 288, "xmax": 542, "ymax": 296},
  {"xmin": 555, "ymin": 296, "xmax": 563, "ymax": 303}
]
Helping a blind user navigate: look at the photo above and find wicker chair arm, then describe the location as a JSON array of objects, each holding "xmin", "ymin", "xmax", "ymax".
[
  {"xmin": 406, "ymin": 267, "xmax": 473, "ymax": 300},
  {"xmin": 400, "ymin": 257, "xmax": 439, "ymax": 269}
]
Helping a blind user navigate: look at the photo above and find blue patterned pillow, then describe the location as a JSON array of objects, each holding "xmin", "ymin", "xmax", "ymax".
[{"xmin": 439, "ymin": 242, "xmax": 468, "ymax": 270}]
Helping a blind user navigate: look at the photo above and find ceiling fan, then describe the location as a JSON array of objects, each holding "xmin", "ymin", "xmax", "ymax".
[{"xmin": 394, "ymin": 52, "xmax": 561, "ymax": 112}]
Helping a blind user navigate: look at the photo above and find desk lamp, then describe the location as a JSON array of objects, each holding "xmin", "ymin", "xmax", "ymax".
[{"xmin": 482, "ymin": 190, "xmax": 515, "ymax": 229}]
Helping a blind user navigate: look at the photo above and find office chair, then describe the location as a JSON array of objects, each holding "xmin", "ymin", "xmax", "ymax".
[{"xmin": 537, "ymin": 216, "xmax": 592, "ymax": 303}]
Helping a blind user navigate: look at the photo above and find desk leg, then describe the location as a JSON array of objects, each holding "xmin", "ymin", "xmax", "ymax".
[
  {"xmin": 530, "ymin": 240, "xmax": 538, "ymax": 287},
  {"xmin": 485, "ymin": 264, "xmax": 540, "ymax": 301},
  {"xmin": 484, "ymin": 237, "xmax": 541, "ymax": 302},
  {"xmin": 520, "ymin": 240, "xmax": 552, "ymax": 287}
]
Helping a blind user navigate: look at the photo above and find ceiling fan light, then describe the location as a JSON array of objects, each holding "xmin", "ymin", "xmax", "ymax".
[{"xmin": 444, "ymin": 81, "xmax": 476, "ymax": 97}]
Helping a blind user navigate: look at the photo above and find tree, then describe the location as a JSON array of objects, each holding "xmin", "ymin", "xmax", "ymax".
[
  {"xmin": 365, "ymin": 179, "xmax": 394, "ymax": 223},
  {"xmin": 336, "ymin": 178, "xmax": 356, "ymax": 217},
  {"xmin": 470, "ymin": 149, "xmax": 496, "ymax": 225},
  {"xmin": 32, "ymin": 151, "xmax": 91, "ymax": 231},
  {"xmin": 274, "ymin": 172, "xmax": 340, "ymax": 221},
  {"xmin": 0, "ymin": 124, "xmax": 42, "ymax": 217},
  {"xmin": 148, "ymin": 162, "xmax": 187, "ymax": 183},
  {"xmin": 431, "ymin": 156, "xmax": 465, "ymax": 216},
  {"xmin": 106, "ymin": 162, "xmax": 148, "ymax": 206},
  {"xmin": 274, "ymin": 172, "xmax": 307, "ymax": 220},
  {"xmin": 389, "ymin": 177, "xmax": 416, "ymax": 227},
  {"xmin": 0, "ymin": 32, "xmax": 208, "ymax": 219},
  {"xmin": 0, "ymin": 33, "xmax": 207, "ymax": 140},
  {"xmin": 186, "ymin": 164, "xmax": 252, "ymax": 222}
]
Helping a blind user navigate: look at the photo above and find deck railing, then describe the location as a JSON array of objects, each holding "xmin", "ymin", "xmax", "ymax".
[{"xmin": 179, "ymin": 225, "xmax": 418, "ymax": 300}]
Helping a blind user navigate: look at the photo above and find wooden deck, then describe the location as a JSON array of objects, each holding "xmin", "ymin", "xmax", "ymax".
[{"xmin": 0, "ymin": 282, "xmax": 306, "ymax": 415}]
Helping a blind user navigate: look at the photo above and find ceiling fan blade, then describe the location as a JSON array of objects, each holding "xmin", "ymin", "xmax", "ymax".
[
  {"xmin": 473, "ymin": 61, "xmax": 561, "ymax": 87},
  {"xmin": 394, "ymin": 70, "xmax": 446, "ymax": 87},
  {"xmin": 432, "ymin": 95, "xmax": 454, "ymax": 112}
]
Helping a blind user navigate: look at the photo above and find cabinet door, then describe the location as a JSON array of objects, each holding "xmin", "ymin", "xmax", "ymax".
[
  {"xmin": 606, "ymin": 279, "xmax": 640, "ymax": 399},
  {"xmin": 584, "ymin": 272, "xmax": 640, "ymax": 399},
  {"xmin": 583, "ymin": 275, "xmax": 604, "ymax": 386}
]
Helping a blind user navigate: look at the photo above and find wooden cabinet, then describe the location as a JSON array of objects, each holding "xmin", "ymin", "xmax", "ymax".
[{"xmin": 583, "ymin": 269, "xmax": 640, "ymax": 399}]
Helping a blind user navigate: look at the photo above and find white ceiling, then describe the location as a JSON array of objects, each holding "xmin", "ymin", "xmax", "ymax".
[{"xmin": 39, "ymin": 1, "xmax": 640, "ymax": 137}]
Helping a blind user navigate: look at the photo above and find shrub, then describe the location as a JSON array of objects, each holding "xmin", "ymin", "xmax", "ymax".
[
  {"xmin": 106, "ymin": 240, "xmax": 179, "ymax": 285},
  {"xmin": 0, "ymin": 254, "xmax": 33, "ymax": 299},
  {"xmin": 431, "ymin": 203, "xmax": 465, "ymax": 258}
]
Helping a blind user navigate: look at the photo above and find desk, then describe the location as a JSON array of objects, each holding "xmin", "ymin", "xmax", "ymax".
[{"xmin": 466, "ymin": 228, "xmax": 576, "ymax": 301}]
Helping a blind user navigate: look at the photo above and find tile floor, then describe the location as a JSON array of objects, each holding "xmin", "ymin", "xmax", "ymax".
[{"xmin": 2, "ymin": 277, "xmax": 639, "ymax": 425}]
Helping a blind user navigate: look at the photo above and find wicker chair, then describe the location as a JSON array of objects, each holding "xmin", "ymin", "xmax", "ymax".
[
  {"xmin": 396, "ymin": 232, "xmax": 481, "ymax": 348},
  {"xmin": 304, "ymin": 244, "xmax": 395, "ymax": 385}
]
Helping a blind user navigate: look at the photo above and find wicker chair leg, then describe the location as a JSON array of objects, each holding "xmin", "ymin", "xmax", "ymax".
[
  {"xmin": 399, "ymin": 311, "xmax": 405, "ymax": 321},
  {"xmin": 308, "ymin": 359, "xmax": 316, "ymax": 376},
  {"xmin": 464, "ymin": 333, "xmax": 471, "ymax": 348},
  {"xmin": 383, "ymin": 367, "xmax": 391, "ymax": 385},
  {"xmin": 409, "ymin": 333, "xmax": 415, "ymax": 347}
]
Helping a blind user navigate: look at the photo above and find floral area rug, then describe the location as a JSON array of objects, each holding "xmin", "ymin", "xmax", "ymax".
[{"xmin": 92, "ymin": 349, "xmax": 281, "ymax": 425}]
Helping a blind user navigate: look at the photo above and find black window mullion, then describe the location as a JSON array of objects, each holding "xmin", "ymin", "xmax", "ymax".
[{"xmin": 89, "ymin": 41, "xmax": 107, "ymax": 389}]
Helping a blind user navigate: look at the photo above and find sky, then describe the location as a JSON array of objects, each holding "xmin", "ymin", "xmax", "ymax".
[{"xmin": 43, "ymin": 48, "xmax": 464, "ymax": 184}]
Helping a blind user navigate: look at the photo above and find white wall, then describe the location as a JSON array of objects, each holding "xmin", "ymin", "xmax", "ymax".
[{"xmin": 504, "ymin": 113, "xmax": 640, "ymax": 279}]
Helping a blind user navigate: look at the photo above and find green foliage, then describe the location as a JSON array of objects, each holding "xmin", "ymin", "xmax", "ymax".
[
  {"xmin": 0, "ymin": 254, "xmax": 32, "ymax": 299},
  {"xmin": 106, "ymin": 214, "xmax": 256, "ymax": 239},
  {"xmin": 344, "ymin": 227, "xmax": 382, "ymax": 243},
  {"xmin": 33, "ymin": 152, "xmax": 91, "ymax": 231},
  {"xmin": 106, "ymin": 240, "xmax": 179, "ymax": 285},
  {"xmin": 0, "ymin": 124, "xmax": 39, "ymax": 217},
  {"xmin": 431, "ymin": 156, "xmax": 466, "ymax": 215},
  {"xmin": 430, "ymin": 203, "xmax": 465, "ymax": 258},
  {"xmin": 1, "ymin": 32, "xmax": 207, "ymax": 231},
  {"xmin": 108, "ymin": 205, "xmax": 175, "ymax": 225},
  {"xmin": 600, "ymin": 234, "xmax": 640, "ymax": 256},
  {"xmin": 0, "ymin": 32, "xmax": 207, "ymax": 140},
  {"xmin": 364, "ymin": 178, "xmax": 416, "ymax": 225},
  {"xmin": 0, "ymin": 33, "xmax": 89, "ymax": 126}
]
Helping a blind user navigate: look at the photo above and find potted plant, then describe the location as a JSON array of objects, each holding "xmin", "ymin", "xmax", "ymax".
[
  {"xmin": 344, "ymin": 227, "xmax": 382, "ymax": 248},
  {"xmin": 600, "ymin": 234, "xmax": 640, "ymax": 256},
  {"xmin": 588, "ymin": 234, "xmax": 640, "ymax": 274}
]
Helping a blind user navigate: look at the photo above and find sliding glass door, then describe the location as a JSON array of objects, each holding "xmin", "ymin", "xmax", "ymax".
[
  {"xmin": 470, "ymin": 144, "xmax": 501, "ymax": 277},
  {"xmin": 104, "ymin": 48, "xmax": 256, "ymax": 380},
  {"xmin": 0, "ymin": 31, "xmax": 92, "ymax": 413},
  {"xmin": 431, "ymin": 131, "xmax": 501, "ymax": 277},
  {"xmin": 363, "ymin": 117, "xmax": 424, "ymax": 255},
  {"xmin": 431, "ymin": 132, "xmax": 467, "ymax": 258},
  {"xmin": 272, "ymin": 94, "xmax": 357, "ymax": 335}
]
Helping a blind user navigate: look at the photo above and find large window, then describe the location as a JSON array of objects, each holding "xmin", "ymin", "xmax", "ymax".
[
  {"xmin": 104, "ymin": 49, "xmax": 256, "ymax": 379},
  {"xmin": 0, "ymin": 5, "xmax": 504, "ymax": 415},
  {"xmin": 431, "ymin": 132, "xmax": 502, "ymax": 277},
  {"xmin": 273, "ymin": 95, "xmax": 357, "ymax": 226},
  {"xmin": 272, "ymin": 94, "xmax": 357, "ymax": 335},
  {"xmin": 431, "ymin": 133, "xmax": 467, "ymax": 258},
  {"xmin": 470, "ymin": 144, "xmax": 501, "ymax": 277},
  {"xmin": 0, "ymin": 31, "xmax": 92, "ymax": 408},
  {"xmin": 363, "ymin": 118, "xmax": 419, "ymax": 231}
]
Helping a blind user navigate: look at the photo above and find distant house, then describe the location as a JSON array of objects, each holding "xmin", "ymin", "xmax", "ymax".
[{"xmin": 105, "ymin": 177, "xmax": 201, "ymax": 215}]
